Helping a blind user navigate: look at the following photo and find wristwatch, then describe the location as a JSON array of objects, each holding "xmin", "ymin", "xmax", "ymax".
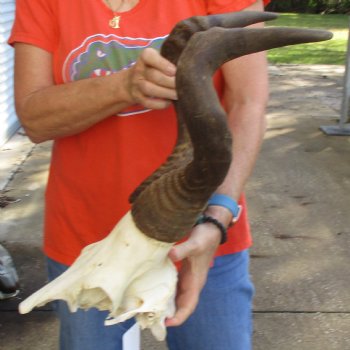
[{"xmin": 207, "ymin": 193, "xmax": 242, "ymax": 226}]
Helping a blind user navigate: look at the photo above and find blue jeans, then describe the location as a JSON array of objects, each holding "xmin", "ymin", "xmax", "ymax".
[{"xmin": 47, "ymin": 250, "xmax": 254, "ymax": 350}]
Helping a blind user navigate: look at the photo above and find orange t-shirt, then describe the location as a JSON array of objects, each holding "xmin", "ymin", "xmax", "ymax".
[{"xmin": 9, "ymin": 0, "xmax": 269, "ymax": 266}]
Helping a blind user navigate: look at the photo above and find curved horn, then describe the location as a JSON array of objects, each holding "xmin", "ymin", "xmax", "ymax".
[
  {"xmin": 132, "ymin": 17, "xmax": 333, "ymax": 242},
  {"xmin": 129, "ymin": 11, "xmax": 277, "ymax": 203},
  {"xmin": 161, "ymin": 11, "xmax": 278, "ymax": 65}
]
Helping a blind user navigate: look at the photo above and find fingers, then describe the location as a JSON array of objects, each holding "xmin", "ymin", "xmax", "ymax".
[
  {"xmin": 166, "ymin": 225, "xmax": 221, "ymax": 326},
  {"xmin": 145, "ymin": 68, "xmax": 176, "ymax": 89},
  {"xmin": 165, "ymin": 288, "xmax": 199, "ymax": 327},
  {"xmin": 166, "ymin": 258, "xmax": 203, "ymax": 327},
  {"xmin": 141, "ymin": 47, "xmax": 176, "ymax": 77},
  {"xmin": 126, "ymin": 48, "xmax": 177, "ymax": 110},
  {"xmin": 168, "ymin": 240, "xmax": 197, "ymax": 262},
  {"xmin": 137, "ymin": 79, "xmax": 177, "ymax": 101}
]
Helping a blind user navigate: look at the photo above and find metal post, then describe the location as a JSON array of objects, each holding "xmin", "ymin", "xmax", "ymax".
[{"xmin": 320, "ymin": 17, "xmax": 350, "ymax": 135}]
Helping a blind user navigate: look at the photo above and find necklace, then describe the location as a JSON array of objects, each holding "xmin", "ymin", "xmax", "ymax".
[{"xmin": 104, "ymin": 0, "xmax": 122, "ymax": 29}]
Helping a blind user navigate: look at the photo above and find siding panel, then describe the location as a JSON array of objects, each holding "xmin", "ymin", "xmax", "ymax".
[{"xmin": 0, "ymin": 0, "xmax": 19, "ymax": 147}]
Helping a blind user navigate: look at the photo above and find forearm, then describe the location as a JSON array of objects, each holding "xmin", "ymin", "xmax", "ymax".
[
  {"xmin": 205, "ymin": 101, "xmax": 267, "ymax": 227},
  {"xmin": 14, "ymin": 44, "xmax": 176, "ymax": 143},
  {"xmin": 206, "ymin": 52, "xmax": 269, "ymax": 225},
  {"xmin": 217, "ymin": 102, "xmax": 267, "ymax": 200},
  {"xmin": 17, "ymin": 70, "xmax": 132, "ymax": 143}
]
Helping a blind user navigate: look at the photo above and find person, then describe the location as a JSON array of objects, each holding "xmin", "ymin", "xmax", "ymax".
[{"xmin": 9, "ymin": 0, "xmax": 270, "ymax": 349}]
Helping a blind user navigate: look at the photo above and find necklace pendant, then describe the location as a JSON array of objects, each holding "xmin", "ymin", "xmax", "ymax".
[{"xmin": 109, "ymin": 15, "xmax": 121, "ymax": 29}]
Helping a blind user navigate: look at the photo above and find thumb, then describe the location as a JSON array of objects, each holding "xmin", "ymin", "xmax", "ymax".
[{"xmin": 168, "ymin": 240, "xmax": 196, "ymax": 262}]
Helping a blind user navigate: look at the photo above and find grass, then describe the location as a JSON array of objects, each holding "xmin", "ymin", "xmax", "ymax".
[{"xmin": 266, "ymin": 13, "xmax": 349, "ymax": 64}]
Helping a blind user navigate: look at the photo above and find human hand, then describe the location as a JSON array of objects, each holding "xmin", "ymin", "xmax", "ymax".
[
  {"xmin": 125, "ymin": 47, "xmax": 177, "ymax": 110},
  {"xmin": 165, "ymin": 222, "xmax": 221, "ymax": 327}
]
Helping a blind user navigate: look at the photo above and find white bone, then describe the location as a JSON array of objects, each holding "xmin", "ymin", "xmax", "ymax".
[{"xmin": 19, "ymin": 211, "xmax": 177, "ymax": 341}]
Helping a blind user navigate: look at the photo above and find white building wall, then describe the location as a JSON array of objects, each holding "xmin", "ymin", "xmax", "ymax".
[{"xmin": 0, "ymin": 0, "xmax": 19, "ymax": 147}]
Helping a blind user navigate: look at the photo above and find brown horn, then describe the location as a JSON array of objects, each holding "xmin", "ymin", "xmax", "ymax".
[
  {"xmin": 129, "ymin": 11, "xmax": 278, "ymax": 203},
  {"xmin": 161, "ymin": 11, "xmax": 278, "ymax": 65},
  {"xmin": 131, "ymin": 17, "xmax": 333, "ymax": 243}
]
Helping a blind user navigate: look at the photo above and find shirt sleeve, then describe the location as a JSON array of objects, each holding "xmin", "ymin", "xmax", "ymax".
[
  {"xmin": 8, "ymin": 0, "xmax": 58, "ymax": 53},
  {"xmin": 206, "ymin": 0, "xmax": 271, "ymax": 15}
]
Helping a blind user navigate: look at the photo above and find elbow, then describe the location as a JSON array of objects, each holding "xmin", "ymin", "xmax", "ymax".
[
  {"xmin": 26, "ymin": 132, "xmax": 48, "ymax": 145},
  {"xmin": 227, "ymin": 98, "xmax": 268, "ymax": 143},
  {"xmin": 229, "ymin": 97, "xmax": 268, "ymax": 123},
  {"xmin": 15, "ymin": 98, "xmax": 53, "ymax": 144},
  {"xmin": 22, "ymin": 130, "xmax": 47, "ymax": 144},
  {"xmin": 16, "ymin": 110, "xmax": 49, "ymax": 144},
  {"xmin": 21, "ymin": 123, "xmax": 50, "ymax": 144}
]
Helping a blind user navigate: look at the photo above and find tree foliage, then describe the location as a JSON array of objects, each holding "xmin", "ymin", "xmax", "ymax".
[{"xmin": 266, "ymin": 0, "xmax": 350, "ymax": 14}]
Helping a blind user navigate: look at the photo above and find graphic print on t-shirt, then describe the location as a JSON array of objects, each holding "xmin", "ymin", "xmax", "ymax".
[{"xmin": 62, "ymin": 34, "xmax": 167, "ymax": 116}]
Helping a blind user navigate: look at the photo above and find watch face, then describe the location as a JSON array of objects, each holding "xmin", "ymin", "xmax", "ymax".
[{"xmin": 232, "ymin": 205, "xmax": 242, "ymax": 224}]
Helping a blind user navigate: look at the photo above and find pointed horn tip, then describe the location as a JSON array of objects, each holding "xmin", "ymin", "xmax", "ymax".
[
  {"xmin": 234, "ymin": 10, "xmax": 278, "ymax": 23},
  {"xmin": 262, "ymin": 11, "xmax": 279, "ymax": 21},
  {"xmin": 293, "ymin": 28, "xmax": 333, "ymax": 42},
  {"xmin": 317, "ymin": 30, "xmax": 333, "ymax": 41},
  {"xmin": 269, "ymin": 27, "xmax": 333, "ymax": 43}
]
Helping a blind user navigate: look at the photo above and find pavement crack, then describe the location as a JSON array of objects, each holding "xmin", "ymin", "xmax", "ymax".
[{"xmin": 1, "ymin": 143, "xmax": 37, "ymax": 192}]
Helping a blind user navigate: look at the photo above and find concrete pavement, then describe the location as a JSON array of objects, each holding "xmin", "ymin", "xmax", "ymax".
[{"xmin": 1, "ymin": 64, "xmax": 350, "ymax": 349}]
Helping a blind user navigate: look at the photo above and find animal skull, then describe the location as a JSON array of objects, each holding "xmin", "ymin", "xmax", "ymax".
[{"xmin": 19, "ymin": 212, "xmax": 177, "ymax": 341}]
